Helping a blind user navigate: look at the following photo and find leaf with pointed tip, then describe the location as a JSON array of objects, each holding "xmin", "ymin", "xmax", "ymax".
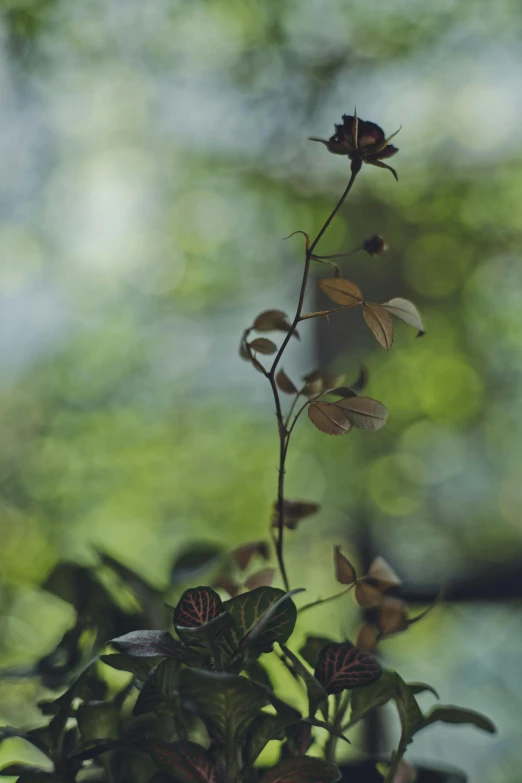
[
  {"xmin": 408, "ymin": 682, "xmax": 440, "ymax": 700},
  {"xmin": 133, "ymin": 658, "xmax": 179, "ymax": 716},
  {"xmin": 302, "ymin": 717, "xmax": 351, "ymax": 745},
  {"xmin": 171, "ymin": 544, "xmax": 223, "ymax": 585},
  {"xmin": 355, "ymin": 622, "xmax": 378, "ymax": 651},
  {"xmin": 244, "ymin": 568, "xmax": 275, "ymax": 591},
  {"xmin": 280, "ymin": 645, "xmax": 328, "ymax": 718},
  {"xmin": 378, "ymin": 597, "xmax": 409, "ymax": 635},
  {"xmin": 394, "ymin": 673, "xmax": 424, "ymax": 745},
  {"xmin": 314, "ymin": 641, "xmax": 382, "ymax": 694},
  {"xmin": 253, "ymin": 310, "xmax": 298, "ymax": 339},
  {"xmin": 0, "ymin": 765, "xmax": 51, "ymax": 778},
  {"xmin": 382, "ymin": 298, "xmax": 425, "ymax": 335},
  {"xmin": 246, "ymin": 713, "xmax": 298, "ymax": 765},
  {"xmin": 260, "ymin": 756, "xmax": 341, "ymax": 783},
  {"xmin": 363, "ymin": 303, "xmax": 394, "ymax": 350},
  {"xmin": 336, "ymin": 397, "xmax": 388, "ymax": 432},
  {"xmin": 249, "ymin": 338, "xmax": 278, "ymax": 355},
  {"xmin": 354, "ymin": 581, "xmax": 383, "ymax": 608},
  {"xmin": 298, "ymin": 636, "xmax": 336, "ymax": 669},
  {"xmin": 68, "ymin": 738, "xmax": 132, "ymax": 761},
  {"xmin": 368, "ymin": 556, "xmax": 401, "ymax": 589},
  {"xmin": 272, "ymin": 500, "xmax": 320, "ymax": 530},
  {"xmin": 179, "ymin": 669, "xmax": 268, "ymax": 743},
  {"xmin": 109, "ymin": 631, "xmax": 187, "ymax": 659},
  {"xmin": 348, "ymin": 670, "xmax": 397, "ymax": 727},
  {"xmin": 317, "ymin": 278, "xmax": 363, "ymax": 307},
  {"xmin": 224, "ymin": 587, "xmax": 299, "ymax": 654},
  {"xmin": 308, "ymin": 402, "xmax": 352, "ymax": 436},
  {"xmin": 0, "ymin": 727, "xmax": 52, "ymax": 758},
  {"xmin": 232, "ymin": 541, "xmax": 270, "ymax": 571},
  {"xmin": 276, "ymin": 369, "xmax": 299, "ymax": 395},
  {"xmin": 333, "ymin": 546, "xmax": 357, "ymax": 585},
  {"xmin": 420, "ymin": 706, "xmax": 496, "ymax": 735},
  {"xmin": 100, "ymin": 654, "xmax": 154, "ymax": 679},
  {"xmin": 148, "ymin": 739, "xmax": 218, "ymax": 783}
]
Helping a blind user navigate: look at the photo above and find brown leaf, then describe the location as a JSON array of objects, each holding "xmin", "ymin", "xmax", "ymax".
[
  {"xmin": 381, "ymin": 297, "xmax": 425, "ymax": 335},
  {"xmin": 253, "ymin": 309, "xmax": 300, "ymax": 340},
  {"xmin": 276, "ymin": 369, "xmax": 298, "ymax": 395},
  {"xmin": 232, "ymin": 542, "xmax": 270, "ymax": 571},
  {"xmin": 321, "ymin": 372, "xmax": 345, "ymax": 390},
  {"xmin": 272, "ymin": 500, "xmax": 320, "ymax": 530},
  {"xmin": 308, "ymin": 402, "xmax": 352, "ymax": 436},
  {"xmin": 355, "ymin": 622, "xmax": 378, "ymax": 651},
  {"xmin": 336, "ymin": 397, "xmax": 388, "ymax": 432},
  {"xmin": 244, "ymin": 568, "xmax": 275, "ymax": 591},
  {"xmin": 378, "ymin": 596, "xmax": 409, "ymax": 635},
  {"xmin": 248, "ymin": 338, "xmax": 277, "ymax": 355},
  {"xmin": 317, "ymin": 278, "xmax": 363, "ymax": 307},
  {"xmin": 302, "ymin": 370, "xmax": 323, "ymax": 397},
  {"xmin": 363, "ymin": 303, "xmax": 394, "ymax": 350},
  {"xmin": 354, "ymin": 580, "xmax": 383, "ymax": 608},
  {"xmin": 213, "ymin": 575, "xmax": 240, "ymax": 598},
  {"xmin": 333, "ymin": 546, "xmax": 357, "ymax": 585},
  {"xmin": 367, "ymin": 556, "xmax": 401, "ymax": 590}
]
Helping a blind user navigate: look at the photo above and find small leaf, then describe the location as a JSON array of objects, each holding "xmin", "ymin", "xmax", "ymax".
[
  {"xmin": 363, "ymin": 303, "xmax": 394, "ymax": 350},
  {"xmin": 249, "ymin": 338, "xmax": 278, "ymax": 355},
  {"xmin": 253, "ymin": 310, "xmax": 297, "ymax": 339},
  {"xmin": 318, "ymin": 278, "xmax": 363, "ymax": 307},
  {"xmin": 276, "ymin": 369, "xmax": 299, "ymax": 395},
  {"xmin": 272, "ymin": 500, "xmax": 320, "ymax": 531},
  {"xmin": 171, "ymin": 544, "xmax": 223, "ymax": 585},
  {"xmin": 378, "ymin": 597, "xmax": 409, "ymax": 635},
  {"xmin": 336, "ymin": 397, "xmax": 388, "ymax": 432},
  {"xmin": 355, "ymin": 622, "xmax": 378, "ymax": 651},
  {"xmin": 333, "ymin": 546, "xmax": 357, "ymax": 585},
  {"xmin": 421, "ymin": 705, "xmax": 496, "ymax": 734},
  {"xmin": 100, "ymin": 654, "xmax": 152, "ymax": 679},
  {"xmin": 244, "ymin": 568, "xmax": 275, "ymax": 590},
  {"xmin": 308, "ymin": 402, "xmax": 352, "ymax": 436},
  {"xmin": 354, "ymin": 581, "xmax": 383, "ymax": 608},
  {"xmin": 246, "ymin": 714, "xmax": 298, "ymax": 764},
  {"xmin": 109, "ymin": 631, "xmax": 186, "ymax": 659},
  {"xmin": 174, "ymin": 587, "xmax": 224, "ymax": 628},
  {"xmin": 260, "ymin": 756, "xmax": 341, "ymax": 783},
  {"xmin": 149, "ymin": 739, "xmax": 218, "ymax": 783},
  {"xmin": 232, "ymin": 542, "xmax": 270, "ymax": 571},
  {"xmin": 394, "ymin": 673, "xmax": 424, "ymax": 744},
  {"xmin": 382, "ymin": 297, "xmax": 425, "ymax": 334},
  {"xmin": 368, "ymin": 556, "xmax": 401, "ymax": 589},
  {"xmin": 408, "ymin": 682, "xmax": 440, "ymax": 700},
  {"xmin": 314, "ymin": 641, "xmax": 382, "ymax": 694},
  {"xmin": 302, "ymin": 370, "xmax": 323, "ymax": 397},
  {"xmin": 298, "ymin": 636, "xmax": 335, "ymax": 669},
  {"xmin": 179, "ymin": 669, "xmax": 268, "ymax": 743}
]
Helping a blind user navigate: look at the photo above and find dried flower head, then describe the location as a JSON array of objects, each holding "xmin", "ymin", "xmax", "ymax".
[
  {"xmin": 362, "ymin": 234, "xmax": 388, "ymax": 256},
  {"xmin": 310, "ymin": 109, "xmax": 400, "ymax": 181}
]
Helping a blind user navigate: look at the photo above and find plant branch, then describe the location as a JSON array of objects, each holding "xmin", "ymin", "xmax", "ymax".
[
  {"xmin": 267, "ymin": 163, "xmax": 361, "ymax": 594},
  {"xmin": 298, "ymin": 584, "xmax": 354, "ymax": 615}
]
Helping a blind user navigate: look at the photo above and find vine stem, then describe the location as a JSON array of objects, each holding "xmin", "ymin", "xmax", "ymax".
[{"xmin": 267, "ymin": 161, "xmax": 361, "ymax": 592}]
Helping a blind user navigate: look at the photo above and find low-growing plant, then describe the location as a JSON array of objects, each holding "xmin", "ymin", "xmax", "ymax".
[{"xmin": 0, "ymin": 111, "xmax": 495, "ymax": 783}]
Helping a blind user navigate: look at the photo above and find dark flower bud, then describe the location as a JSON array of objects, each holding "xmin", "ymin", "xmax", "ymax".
[{"xmin": 362, "ymin": 235, "xmax": 388, "ymax": 256}]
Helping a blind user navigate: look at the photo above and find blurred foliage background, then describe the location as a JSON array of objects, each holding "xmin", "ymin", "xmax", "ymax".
[{"xmin": 1, "ymin": 0, "xmax": 522, "ymax": 780}]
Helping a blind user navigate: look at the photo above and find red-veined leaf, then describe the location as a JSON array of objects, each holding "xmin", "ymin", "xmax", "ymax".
[
  {"xmin": 314, "ymin": 641, "xmax": 382, "ymax": 693},
  {"xmin": 173, "ymin": 587, "xmax": 224, "ymax": 628}
]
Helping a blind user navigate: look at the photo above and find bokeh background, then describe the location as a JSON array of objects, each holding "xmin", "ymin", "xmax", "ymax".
[{"xmin": 1, "ymin": 0, "xmax": 522, "ymax": 780}]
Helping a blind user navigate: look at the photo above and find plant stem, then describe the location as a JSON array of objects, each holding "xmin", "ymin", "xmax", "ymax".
[
  {"xmin": 268, "ymin": 164, "xmax": 361, "ymax": 592},
  {"xmin": 298, "ymin": 584, "xmax": 354, "ymax": 615}
]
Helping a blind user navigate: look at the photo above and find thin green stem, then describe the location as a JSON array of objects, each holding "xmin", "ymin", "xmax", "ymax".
[
  {"xmin": 298, "ymin": 584, "xmax": 354, "ymax": 615},
  {"xmin": 267, "ymin": 164, "xmax": 361, "ymax": 594}
]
